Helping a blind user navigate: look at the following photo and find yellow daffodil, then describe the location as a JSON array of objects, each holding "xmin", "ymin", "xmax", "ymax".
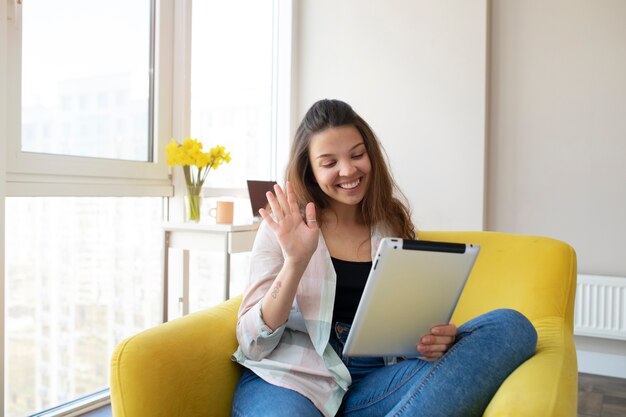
[
  {"xmin": 195, "ymin": 152, "xmax": 210, "ymax": 168},
  {"xmin": 166, "ymin": 137, "xmax": 232, "ymax": 188},
  {"xmin": 166, "ymin": 138, "xmax": 232, "ymax": 222}
]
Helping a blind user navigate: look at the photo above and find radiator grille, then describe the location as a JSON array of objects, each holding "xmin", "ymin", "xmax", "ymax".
[{"xmin": 574, "ymin": 274, "xmax": 626, "ymax": 340}]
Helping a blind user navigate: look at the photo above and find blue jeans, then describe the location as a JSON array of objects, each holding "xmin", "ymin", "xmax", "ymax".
[{"xmin": 231, "ymin": 309, "xmax": 537, "ymax": 417}]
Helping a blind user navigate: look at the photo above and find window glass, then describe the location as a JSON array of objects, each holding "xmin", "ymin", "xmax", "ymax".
[
  {"xmin": 21, "ymin": 0, "xmax": 153, "ymax": 161},
  {"xmin": 190, "ymin": 0, "xmax": 274, "ymax": 187},
  {"xmin": 5, "ymin": 197, "xmax": 163, "ymax": 416}
]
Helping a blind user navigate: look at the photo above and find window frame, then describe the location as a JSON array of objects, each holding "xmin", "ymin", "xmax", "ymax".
[{"xmin": 4, "ymin": 0, "xmax": 174, "ymax": 198}]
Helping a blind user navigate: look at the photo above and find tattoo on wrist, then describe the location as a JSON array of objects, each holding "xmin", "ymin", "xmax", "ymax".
[{"xmin": 271, "ymin": 281, "xmax": 282, "ymax": 299}]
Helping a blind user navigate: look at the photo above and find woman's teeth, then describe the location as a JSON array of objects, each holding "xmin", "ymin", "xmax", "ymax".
[{"xmin": 338, "ymin": 179, "xmax": 360, "ymax": 189}]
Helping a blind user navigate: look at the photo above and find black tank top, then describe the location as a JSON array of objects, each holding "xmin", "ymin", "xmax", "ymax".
[{"xmin": 331, "ymin": 257, "xmax": 372, "ymax": 324}]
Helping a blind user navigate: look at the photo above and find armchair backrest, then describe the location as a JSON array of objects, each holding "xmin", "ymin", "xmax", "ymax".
[{"xmin": 417, "ymin": 231, "xmax": 577, "ymax": 327}]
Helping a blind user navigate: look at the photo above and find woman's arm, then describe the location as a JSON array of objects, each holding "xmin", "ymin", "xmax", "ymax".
[
  {"xmin": 235, "ymin": 222, "xmax": 287, "ymax": 361},
  {"xmin": 259, "ymin": 258, "xmax": 310, "ymax": 330},
  {"xmin": 257, "ymin": 182, "xmax": 319, "ymax": 330},
  {"xmin": 236, "ymin": 183, "xmax": 319, "ymax": 359}
]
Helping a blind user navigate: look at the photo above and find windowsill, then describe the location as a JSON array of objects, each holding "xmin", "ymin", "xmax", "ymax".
[{"xmin": 32, "ymin": 389, "xmax": 110, "ymax": 417}]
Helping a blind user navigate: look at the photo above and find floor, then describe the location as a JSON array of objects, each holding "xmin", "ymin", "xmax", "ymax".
[
  {"xmin": 86, "ymin": 373, "xmax": 626, "ymax": 416},
  {"xmin": 578, "ymin": 373, "xmax": 626, "ymax": 417}
]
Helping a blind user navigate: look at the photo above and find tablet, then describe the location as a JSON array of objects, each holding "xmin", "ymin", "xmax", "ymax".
[{"xmin": 342, "ymin": 238, "xmax": 480, "ymax": 357}]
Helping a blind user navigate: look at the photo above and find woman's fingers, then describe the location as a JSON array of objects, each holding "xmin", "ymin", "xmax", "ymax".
[
  {"xmin": 304, "ymin": 202, "xmax": 318, "ymax": 229},
  {"xmin": 265, "ymin": 190, "xmax": 283, "ymax": 224},
  {"xmin": 258, "ymin": 207, "xmax": 274, "ymax": 225},
  {"xmin": 421, "ymin": 334, "xmax": 455, "ymax": 345},
  {"xmin": 272, "ymin": 183, "xmax": 300, "ymax": 226},
  {"xmin": 416, "ymin": 323, "xmax": 457, "ymax": 359},
  {"xmin": 265, "ymin": 184, "xmax": 294, "ymax": 228},
  {"xmin": 417, "ymin": 341, "xmax": 453, "ymax": 355},
  {"xmin": 432, "ymin": 322, "xmax": 457, "ymax": 337},
  {"xmin": 285, "ymin": 182, "xmax": 305, "ymax": 219},
  {"xmin": 263, "ymin": 182, "xmax": 317, "ymax": 230},
  {"xmin": 273, "ymin": 184, "xmax": 290, "ymax": 218}
]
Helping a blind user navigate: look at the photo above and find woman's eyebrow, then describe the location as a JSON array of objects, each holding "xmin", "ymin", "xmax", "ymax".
[{"xmin": 315, "ymin": 142, "xmax": 365, "ymax": 160}]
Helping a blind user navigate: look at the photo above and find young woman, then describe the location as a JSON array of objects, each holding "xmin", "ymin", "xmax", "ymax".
[{"xmin": 231, "ymin": 99, "xmax": 537, "ymax": 417}]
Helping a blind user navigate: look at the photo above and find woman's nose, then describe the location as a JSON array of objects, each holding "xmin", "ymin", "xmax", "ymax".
[{"xmin": 338, "ymin": 160, "xmax": 357, "ymax": 177}]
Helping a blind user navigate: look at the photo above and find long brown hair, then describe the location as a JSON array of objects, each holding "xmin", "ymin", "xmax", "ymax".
[{"xmin": 285, "ymin": 99, "xmax": 415, "ymax": 239}]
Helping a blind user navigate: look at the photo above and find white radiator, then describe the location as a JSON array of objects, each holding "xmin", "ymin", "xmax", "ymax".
[{"xmin": 574, "ymin": 274, "xmax": 626, "ymax": 341}]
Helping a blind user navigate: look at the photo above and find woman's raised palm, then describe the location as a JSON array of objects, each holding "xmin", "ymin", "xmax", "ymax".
[{"xmin": 259, "ymin": 182, "xmax": 319, "ymax": 265}]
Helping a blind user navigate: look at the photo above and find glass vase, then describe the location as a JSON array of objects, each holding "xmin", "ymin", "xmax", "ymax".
[{"xmin": 184, "ymin": 185, "xmax": 202, "ymax": 222}]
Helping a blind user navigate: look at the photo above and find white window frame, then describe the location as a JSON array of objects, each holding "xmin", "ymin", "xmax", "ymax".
[
  {"xmin": 271, "ymin": 0, "xmax": 294, "ymax": 183},
  {"xmin": 4, "ymin": 0, "xmax": 175, "ymax": 198}
]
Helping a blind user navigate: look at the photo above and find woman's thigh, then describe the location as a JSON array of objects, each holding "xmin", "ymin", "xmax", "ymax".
[
  {"xmin": 232, "ymin": 368, "xmax": 324, "ymax": 417},
  {"xmin": 341, "ymin": 308, "xmax": 537, "ymax": 417}
]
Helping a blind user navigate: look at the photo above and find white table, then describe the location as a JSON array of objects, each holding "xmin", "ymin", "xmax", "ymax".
[{"xmin": 163, "ymin": 222, "xmax": 259, "ymax": 321}]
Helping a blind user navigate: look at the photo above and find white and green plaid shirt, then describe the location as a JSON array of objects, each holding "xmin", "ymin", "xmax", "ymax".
[{"xmin": 232, "ymin": 220, "xmax": 389, "ymax": 417}]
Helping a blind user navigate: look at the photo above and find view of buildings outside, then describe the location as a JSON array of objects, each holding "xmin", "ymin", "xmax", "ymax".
[
  {"xmin": 21, "ymin": 72, "xmax": 150, "ymax": 161},
  {"xmin": 5, "ymin": 196, "xmax": 164, "ymax": 416}
]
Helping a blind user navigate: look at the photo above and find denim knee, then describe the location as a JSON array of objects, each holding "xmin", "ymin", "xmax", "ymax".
[{"xmin": 485, "ymin": 308, "xmax": 537, "ymax": 359}]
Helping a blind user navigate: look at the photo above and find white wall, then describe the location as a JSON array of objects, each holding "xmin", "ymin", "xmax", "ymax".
[
  {"xmin": 487, "ymin": 0, "xmax": 626, "ymax": 377},
  {"xmin": 293, "ymin": 0, "xmax": 488, "ymax": 231},
  {"xmin": 488, "ymin": 0, "xmax": 626, "ymax": 277}
]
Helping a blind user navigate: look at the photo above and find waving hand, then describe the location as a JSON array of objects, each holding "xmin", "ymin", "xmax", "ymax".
[{"xmin": 259, "ymin": 182, "xmax": 319, "ymax": 266}]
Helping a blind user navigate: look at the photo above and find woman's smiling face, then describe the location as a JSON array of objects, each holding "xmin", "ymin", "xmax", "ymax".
[{"xmin": 308, "ymin": 125, "xmax": 372, "ymax": 210}]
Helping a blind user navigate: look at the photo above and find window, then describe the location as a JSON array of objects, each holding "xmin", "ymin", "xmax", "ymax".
[
  {"xmin": 21, "ymin": 0, "xmax": 151, "ymax": 161},
  {"xmin": 190, "ymin": 0, "xmax": 281, "ymax": 188},
  {"xmin": 5, "ymin": 197, "xmax": 164, "ymax": 416},
  {"xmin": 5, "ymin": 0, "xmax": 170, "ymax": 191},
  {"xmin": 3, "ymin": 1, "xmax": 171, "ymax": 415},
  {"xmin": 2, "ymin": 0, "xmax": 292, "ymax": 415}
]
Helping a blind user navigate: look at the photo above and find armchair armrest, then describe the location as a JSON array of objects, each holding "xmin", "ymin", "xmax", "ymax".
[
  {"xmin": 110, "ymin": 296, "xmax": 243, "ymax": 417},
  {"xmin": 419, "ymin": 231, "xmax": 578, "ymax": 416},
  {"xmin": 484, "ymin": 316, "xmax": 577, "ymax": 417}
]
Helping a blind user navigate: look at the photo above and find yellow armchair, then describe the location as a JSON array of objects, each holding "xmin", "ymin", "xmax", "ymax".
[{"xmin": 110, "ymin": 231, "xmax": 577, "ymax": 417}]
